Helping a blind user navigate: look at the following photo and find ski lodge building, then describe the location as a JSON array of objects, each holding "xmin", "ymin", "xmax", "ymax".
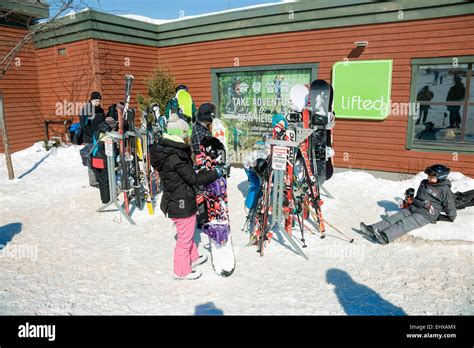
[{"xmin": 1, "ymin": 0, "xmax": 473, "ymax": 177}]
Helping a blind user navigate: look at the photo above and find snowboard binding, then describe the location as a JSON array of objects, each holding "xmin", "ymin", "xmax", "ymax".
[{"xmin": 202, "ymin": 223, "xmax": 230, "ymax": 245}]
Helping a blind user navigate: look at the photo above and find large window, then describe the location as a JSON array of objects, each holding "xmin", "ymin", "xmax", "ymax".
[
  {"xmin": 408, "ymin": 57, "xmax": 474, "ymax": 152},
  {"xmin": 211, "ymin": 63, "xmax": 318, "ymax": 163}
]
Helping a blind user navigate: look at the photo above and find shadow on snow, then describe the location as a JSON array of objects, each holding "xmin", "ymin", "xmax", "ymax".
[
  {"xmin": 326, "ymin": 268, "xmax": 406, "ymax": 316},
  {"xmin": 0, "ymin": 222, "xmax": 23, "ymax": 249}
]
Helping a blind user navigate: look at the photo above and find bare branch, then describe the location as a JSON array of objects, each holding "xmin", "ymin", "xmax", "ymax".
[{"xmin": 0, "ymin": 0, "xmax": 75, "ymax": 80}]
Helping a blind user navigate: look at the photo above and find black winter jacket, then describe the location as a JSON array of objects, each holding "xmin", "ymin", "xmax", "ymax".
[
  {"xmin": 79, "ymin": 103, "xmax": 105, "ymax": 144},
  {"xmin": 150, "ymin": 137, "xmax": 218, "ymax": 218},
  {"xmin": 409, "ymin": 179, "xmax": 457, "ymax": 223}
]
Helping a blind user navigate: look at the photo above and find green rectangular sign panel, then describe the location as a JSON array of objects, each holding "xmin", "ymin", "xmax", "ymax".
[{"xmin": 332, "ymin": 59, "xmax": 393, "ymax": 120}]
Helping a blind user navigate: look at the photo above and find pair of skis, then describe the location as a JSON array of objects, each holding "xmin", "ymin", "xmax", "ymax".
[
  {"xmin": 245, "ymin": 79, "xmax": 337, "ymax": 257},
  {"xmin": 115, "ymin": 75, "xmax": 156, "ymax": 215},
  {"xmin": 116, "ymin": 75, "xmax": 134, "ymax": 214}
]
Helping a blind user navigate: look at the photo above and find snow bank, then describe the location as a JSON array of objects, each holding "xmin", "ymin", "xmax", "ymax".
[{"xmin": 1, "ymin": 143, "xmax": 472, "ymax": 243}]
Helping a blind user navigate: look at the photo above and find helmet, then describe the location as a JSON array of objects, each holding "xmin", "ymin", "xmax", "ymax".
[
  {"xmin": 405, "ymin": 188, "xmax": 415, "ymax": 198},
  {"xmin": 424, "ymin": 164, "xmax": 450, "ymax": 181},
  {"xmin": 175, "ymin": 84, "xmax": 188, "ymax": 93},
  {"xmin": 254, "ymin": 158, "xmax": 269, "ymax": 176}
]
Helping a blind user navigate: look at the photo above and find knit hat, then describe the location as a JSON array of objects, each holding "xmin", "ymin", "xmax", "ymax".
[
  {"xmin": 197, "ymin": 103, "xmax": 215, "ymax": 123},
  {"xmin": 90, "ymin": 91, "xmax": 102, "ymax": 101},
  {"xmin": 167, "ymin": 113, "xmax": 190, "ymax": 139}
]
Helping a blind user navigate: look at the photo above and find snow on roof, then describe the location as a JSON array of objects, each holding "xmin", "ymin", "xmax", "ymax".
[
  {"xmin": 119, "ymin": 14, "xmax": 172, "ymax": 25},
  {"xmin": 120, "ymin": 0, "xmax": 298, "ymax": 25}
]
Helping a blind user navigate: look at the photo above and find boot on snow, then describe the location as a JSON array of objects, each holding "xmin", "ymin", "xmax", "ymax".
[
  {"xmin": 373, "ymin": 228, "xmax": 389, "ymax": 245},
  {"xmin": 360, "ymin": 222, "xmax": 389, "ymax": 245},
  {"xmin": 360, "ymin": 222, "xmax": 376, "ymax": 239},
  {"xmin": 174, "ymin": 269, "xmax": 202, "ymax": 280},
  {"xmin": 192, "ymin": 254, "xmax": 208, "ymax": 268}
]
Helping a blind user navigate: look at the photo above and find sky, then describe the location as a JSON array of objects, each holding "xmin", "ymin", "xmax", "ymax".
[{"xmin": 50, "ymin": 0, "xmax": 293, "ymax": 20}]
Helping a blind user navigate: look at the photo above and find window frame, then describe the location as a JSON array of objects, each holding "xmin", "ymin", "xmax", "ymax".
[{"xmin": 407, "ymin": 56, "xmax": 474, "ymax": 154}]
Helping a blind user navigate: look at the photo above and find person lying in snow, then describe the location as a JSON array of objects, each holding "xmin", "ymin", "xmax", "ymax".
[{"xmin": 360, "ymin": 164, "xmax": 457, "ymax": 244}]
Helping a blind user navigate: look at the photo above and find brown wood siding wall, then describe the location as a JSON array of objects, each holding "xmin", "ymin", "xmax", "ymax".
[
  {"xmin": 158, "ymin": 15, "xmax": 474, "ymax": 177},
  {"xmin": 96, "ymin": 40, "xmax": 159, "ymax": 111},
  {"xmin": 0, "ymin": 26, "xmax": 42, "ymax": 152},
  {"xmin": 35, "ymin": 39, "xmax": 96, "ymax": 138},
  {"xmin": 3, "ymin": 14, "xmax": 474, "ymax": 177}
]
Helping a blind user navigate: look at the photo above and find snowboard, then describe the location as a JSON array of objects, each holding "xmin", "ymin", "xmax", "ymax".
[
  {"xmin": 308, "ymin": 79, "xmax": 335, "ymax": 185},
  {"xmin": 211, "ymin": 118, "xmax": 229, "ymax": 152},
  {"xmin": 198, "ymin": 132, "xmax": 235, "ymax": 277},
  {"xmin": 176, "ymin": 89, "xmax": 194, "ymax": 121}
]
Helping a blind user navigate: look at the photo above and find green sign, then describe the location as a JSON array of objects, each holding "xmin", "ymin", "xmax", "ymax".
[
  {"xmin": 215, "ymin": 68, "xmax": 312, "ymax": 162},
  {"xmin": 332, "ymin": 59, "xmax": 392, "ymax": 120}
]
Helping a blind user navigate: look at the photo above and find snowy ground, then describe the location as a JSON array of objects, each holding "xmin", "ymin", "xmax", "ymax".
[{"xmin": 0, "ymin": 143, "xmax": 473, "ymax": 315}]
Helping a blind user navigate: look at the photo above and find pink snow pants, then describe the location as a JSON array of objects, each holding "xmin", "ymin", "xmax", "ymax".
[{"xmin": 171, "ymin": 214, "xmax": 199, "ymax": 277}]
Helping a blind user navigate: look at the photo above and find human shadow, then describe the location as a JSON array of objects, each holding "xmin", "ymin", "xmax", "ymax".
[
  {"xmin": 237, "ymin": 179, "xmax": 249, "ymax": 199},
  {"xmin": 0, "ymin": 223, "xmax": 22, "ymax": 250},
  {"xmin": 18, "ymin": 152, "xmax": 51, "ymax": 179},
  {"xmin": 326, "ymin": 268, "xmax": 406, "ymax": 315},
  {"xmin": 377, "ymin": 200, "xmax": 400, "ymax": 213},
  {"xmin": 194, "ymin": 302, "xmax": 224, "ymax": 316}
]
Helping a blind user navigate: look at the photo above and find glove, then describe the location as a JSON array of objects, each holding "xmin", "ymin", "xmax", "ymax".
[
  {"xmin": 437, "ymin": 214, "xmax": 454, "ymax": 222},
  {"xmin": 105, "ymin": 116, "xmax": 118, "ymax": 129}
]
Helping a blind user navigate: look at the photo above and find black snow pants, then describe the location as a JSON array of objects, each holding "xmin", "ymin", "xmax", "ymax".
[{"xmin": 93, "ymin": 167, "xmax": 110, "ymax": 204}]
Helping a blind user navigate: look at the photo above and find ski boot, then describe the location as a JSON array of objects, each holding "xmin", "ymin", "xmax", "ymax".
[{"xmin": 360, "ymin": 222, "xmax": 376, "ymax": 240}]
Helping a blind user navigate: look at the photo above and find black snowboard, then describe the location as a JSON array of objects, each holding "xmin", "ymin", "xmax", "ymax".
[{"xmin": 309, "ymin": 79, "xmax": 334, "ymax": 185}]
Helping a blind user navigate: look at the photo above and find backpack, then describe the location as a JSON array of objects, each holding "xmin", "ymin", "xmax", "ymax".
[
  {"xmin": 69, "ymin": 122, "xmax": 83, "ymax": 145},
  {"xmin": 165, "ymin": 98, "xmax": 180, "ymax": 119},
  {"xmin": 454, "ymin": 189, "xmax": 474, "ymax": 210}
]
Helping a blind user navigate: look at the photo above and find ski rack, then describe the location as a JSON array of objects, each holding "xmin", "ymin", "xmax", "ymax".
[
  {"xmin": 96, "ymin": 131, "xmax": 136, "ymax": 225},
  {"xmin": 266, "ymin": 128, "xmax": 315, "ymax": 260}
]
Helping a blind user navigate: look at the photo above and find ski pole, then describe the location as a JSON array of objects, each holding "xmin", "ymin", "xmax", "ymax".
[
  {"xmin": 296, "ymin": 211, "xmax": 307, "ymax": 248},
  {"xmin": 322, "ymin": 218, "xmax": 354, "ymax": 243}
]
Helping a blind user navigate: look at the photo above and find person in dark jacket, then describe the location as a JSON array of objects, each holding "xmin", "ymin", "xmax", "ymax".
[
  {"xmin": 446, "ymin": 76, "xmax": 465, "ymax": 128},
  {"xmin": 79, "ymin": 91, "xmax": 103, "ymax": 187},
  {"xmin": 415, "ymin": 85, "xmax": 434, "ymax": 125},
  {"xmin": 89, "ymin": 103, "xmax": 121, "ymax": 204},
  {"xmin": 150, "ymin": 113, "xmax": 225, "ymax": 280},
  {"xmin": 360, "ymin": 164, "xmax": 456, "ymax": 244},
  {"xmin": 191, "ymin": 103, "xmax": 215, "ymax": 155}
]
